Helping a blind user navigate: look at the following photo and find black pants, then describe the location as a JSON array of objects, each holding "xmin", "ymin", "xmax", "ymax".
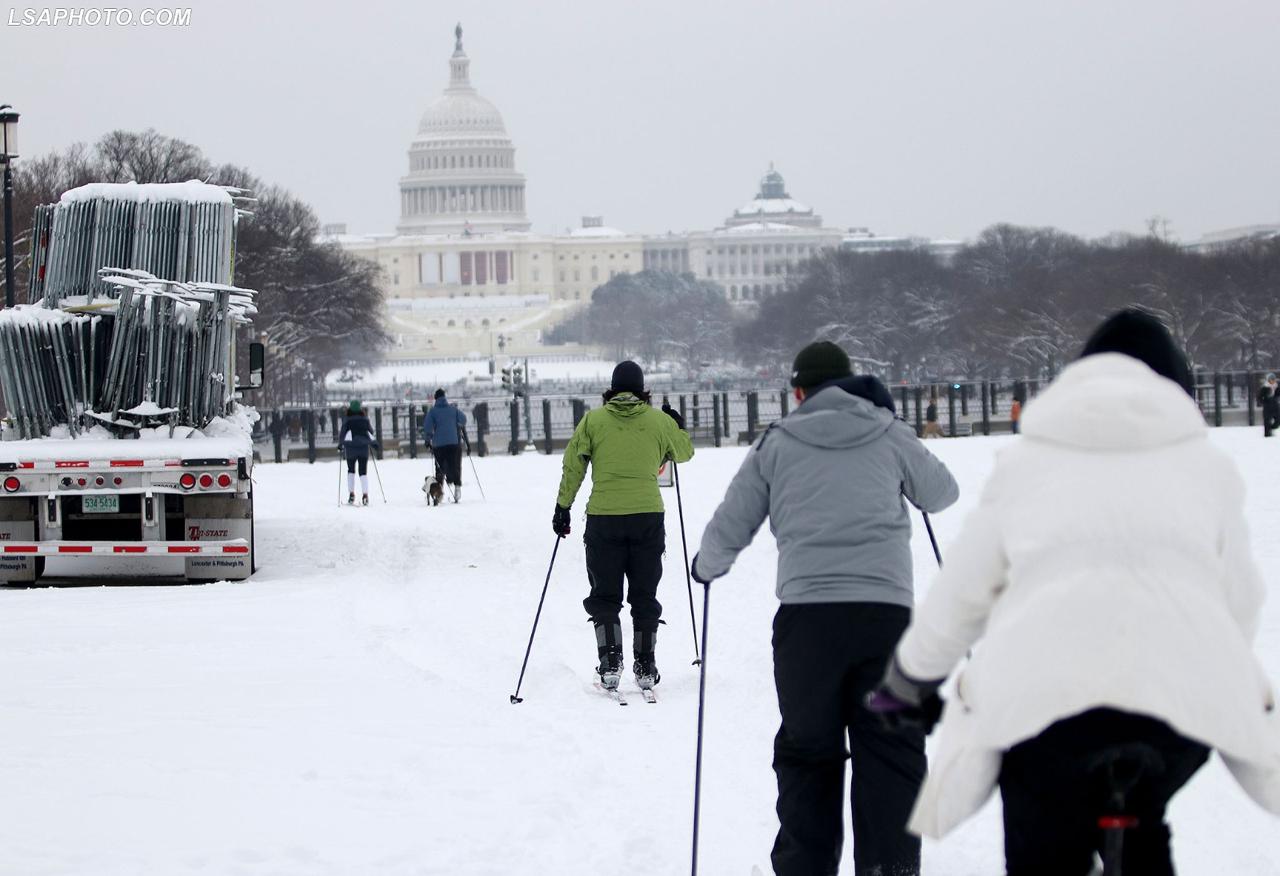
[
  {"xmin": 1263, "ymin": 406, "xmax": 1280, "ymax": 437},
  {"xmin": 345, "ymin": 454, "xmax": 368, "ymax": 475},
  {"xmin": 432, "ymin": 444, "xmax": 462, "ymax": 486},
  {"xmin": 582, "ymin": 513, "xmax": 664, "ymax": 633},
  {"xmin": 771, "ymin": 603, "xmax": 924, "ymax": 876},
  {"xmin": 999, "ymin": 708, "xmax": 1210, "ymax": 876}
]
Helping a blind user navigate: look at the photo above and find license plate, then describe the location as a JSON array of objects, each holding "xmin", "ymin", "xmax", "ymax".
[{"xmin": 82, "ymin": 495, "xmax": 120, "ymax": 514}]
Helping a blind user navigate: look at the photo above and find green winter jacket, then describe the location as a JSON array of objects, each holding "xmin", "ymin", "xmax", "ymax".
[{"xmin": 556, "ymin": 394, "xmax": 694, "ymax": 515}]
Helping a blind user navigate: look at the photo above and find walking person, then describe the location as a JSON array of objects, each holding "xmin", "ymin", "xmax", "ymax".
[
  {"xmin": 1258, "ymin": 372, "xmax": 1279, "ymax": 437},
  {"xmin": 869, "ymin": 309, "xmax": 1280, "ymax": 875},
  {"xmin": 922, "ymin": 392, "xmax": 945, "ymax": 438},
  {"xmin": 552, "ymin": 360, "xmax": 694, "ymax": 691},
  {"xmin": 339, "ymin": 400, "xmax": 380, "ymax": 506},
  {"xmin": 423, "ymin": 388, "xmax": 467, "ymax": 502},
  {"xmin": 690, "ymin": 341, "xmax": 959, "ymax": 876}
]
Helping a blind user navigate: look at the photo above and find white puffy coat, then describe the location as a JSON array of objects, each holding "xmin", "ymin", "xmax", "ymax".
[{"xmin": 897, "ymin": 353, "xmax": 1280, "ymax": 838}]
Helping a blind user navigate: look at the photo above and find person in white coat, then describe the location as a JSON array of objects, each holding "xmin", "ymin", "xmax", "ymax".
[{"xmin": 868, "ymin": 309, "xmax": 1280, "ymax": 875}]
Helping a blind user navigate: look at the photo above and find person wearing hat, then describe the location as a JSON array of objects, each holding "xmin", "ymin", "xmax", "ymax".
[
  {"xmin": 553, "ymin": 360, "xmax": 694, "ymax": 692},
  {"xmin": 339, "ymin": 400, "xmax": 380, "ymax": 506},
  {"xmin": 422, "ymin": 388, "xmax": 468, "ymax": 502},
  {"xmin": 690, "ymin": 340, "xmax": 958, "ymax": 876},
  {"xmin": 868, "ymin": 308, "xmax": 1280, "ymax": 873},
  {"xmin": 1258, "ymin": 372, "xmax": 1279, "ymax": 437}
]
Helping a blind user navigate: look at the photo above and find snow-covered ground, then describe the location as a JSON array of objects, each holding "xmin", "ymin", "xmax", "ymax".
[{"xmin": 1, "ymin": 431, "xmax": 1277, "ymax": 874}]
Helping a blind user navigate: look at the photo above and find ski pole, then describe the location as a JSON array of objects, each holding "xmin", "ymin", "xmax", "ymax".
[
  {"xmin": 370, "ymin": 453, "xmax": 388, "ymax": 504},
  {"xmin": 510, "ymin": 536, "xmax": 561, "ymax": 704},
  {"xmin": 690, "ymin": 580, "xmax": 711, "ymax": 876},
  {"xmin": 673, "ymin": 461, "xmax": 701, "ymax": 665},
  {"xmin": 464, "ymin": 432, "xmax": 486, "ymax": 501},
  {"xmin": 922, "ymin": 511, "xmax": 942, "ymax": 567},
  {"xmin": 337, "ymin": 450, "xmax": 345, "ymax": 507}
]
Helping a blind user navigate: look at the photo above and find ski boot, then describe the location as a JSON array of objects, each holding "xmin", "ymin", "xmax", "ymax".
[
  {"xmin": 362, "ymin": 494, "xmax": 370, "ymax": 506},
  {"xmin": 594, "ymin": 621, "xmax": 624, "ymax": 691},
  {"xmin": 633, "ymin": 629, "xmax": 660, "ymax": 690},
  {"xmin": 347, "ymin": 492, "xmax": 356, "ymax": 505}
]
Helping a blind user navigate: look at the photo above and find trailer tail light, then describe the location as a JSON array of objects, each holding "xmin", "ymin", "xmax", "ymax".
[
  {"xmin": 77, "ymin": 478, "xmax": 87, "ymax": 487},
  {"xmin": 216, "ymin": 473, "xmax": 232, "ymax": 489},
  {"xmin": 198, "ymin": 474, "xmax": 214, "ymax": 489},
  {"xmin": 95, "ymin": 476, "xmax": 105, "ymax": 487},
  {"xmin": 113, "ymin": 477, "xmax": 123, "ymax": 486},
  {"xmin": 179, "ymin": 473, "xmax": 197, "ymax": 490},
  {"xmin": 2, "ymin": 476, "xmax": 19, "ymax": 493}
]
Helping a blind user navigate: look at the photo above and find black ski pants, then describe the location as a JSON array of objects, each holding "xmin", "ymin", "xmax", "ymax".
[
  {"xmin": 999, "ymin": 707, "xmax": 1210, "ymax": 876},
  {"xmin": 771, "ymin": 602, "xmax": 924, "ymax": 876},
  {"xmin": 582, "ymin": 513, "xmax": 664, "ymax": 634},
  {"xmin": 432, "ymin": 444, "xmax": 463, "ymax": 486},
  {"xmin": 345, "ymin": 453, "xmax": 368, "ymax": 475}
]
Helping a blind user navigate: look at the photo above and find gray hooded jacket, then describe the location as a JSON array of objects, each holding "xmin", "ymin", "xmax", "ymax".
[{"xmin": 694, "ymin": 385, "xmax": 959, "ymax": 606}]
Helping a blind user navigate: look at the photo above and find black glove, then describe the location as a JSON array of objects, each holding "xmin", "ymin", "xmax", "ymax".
[
  {"xmin": 865, "ymin": 658, "xmax": 945, "ymax": 734},
  {"xmin": 552, "ymin": 505, "xmax": 572, "ymax": 538},
  {"xmin": 690, "ymin": 553, "xmax": 713, "ymax": 585},
  {"xmin": 661, "ymin": 402, "xmax": 686, "ymax": 431}
]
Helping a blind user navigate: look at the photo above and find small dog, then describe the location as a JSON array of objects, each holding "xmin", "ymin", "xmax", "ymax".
[{"xmin": 422, "ymin": 474, "xmax": 444, "ymax": 506}]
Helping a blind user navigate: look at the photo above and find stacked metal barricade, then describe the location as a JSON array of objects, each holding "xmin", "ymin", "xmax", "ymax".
[
  {"xmin": 29, "ymin": 181, "xmax": 242, "ymax": 305},
  {"xmin": 1, "ymin": 182, "xmax": 256, "ymax": 439}
]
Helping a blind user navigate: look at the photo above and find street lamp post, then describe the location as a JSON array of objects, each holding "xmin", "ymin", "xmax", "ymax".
[{"xmin": 0, "ymin": 105, "xmax": 19, "ymax": 310}]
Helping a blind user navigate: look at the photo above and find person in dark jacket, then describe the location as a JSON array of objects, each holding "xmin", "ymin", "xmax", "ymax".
[
  {"xmin": 1258, "ymin": 372, "xmax": 1279, "ymax": 437},
  {"xmin": 423, "ymin": 389, "xmax": 468, "ymax": 502},
  {"xmin": 691, "ymin": 341, "xmax": 959, "ymax": 876},
  {"xmin": 339, "ymin": 400, "xmax": 380, "ymax": 506},
  {"xmin": 922, "ymin": 393, "xmax": 945, "ymax": 438}
]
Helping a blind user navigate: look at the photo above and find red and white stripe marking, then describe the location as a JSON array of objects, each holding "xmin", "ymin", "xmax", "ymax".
[
  {"xmin": 1, "ymin": 541, "xmax": 250, "ymax": 556},
  {"xmin": 6, "ymin": 459, "xmax": 189, "ymax": 472}
]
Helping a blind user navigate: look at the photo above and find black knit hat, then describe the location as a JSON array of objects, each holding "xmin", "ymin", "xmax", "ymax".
[
  {"xmin": 434, "ymin": 388, "xmax": 445, "ymax": 400},
  {"xmin": 790, "ymin": 341, "xmax": 852, "ymax": 389},
  {"xmin": 1079, "ymin": 308, "xmax": 1193, "ymax": 395},
  {"xmin": 611, "ymin": 360, "xmax": 645, "ymax": 394}
]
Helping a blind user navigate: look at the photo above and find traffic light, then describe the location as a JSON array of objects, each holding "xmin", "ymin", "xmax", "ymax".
[
  {"xmin": 513, "ymin": 366, "xmax": 525, "ymax": 398},
  {"xmin": 501, "ymin": 366, "xmax": 513, "ymax": 391}
]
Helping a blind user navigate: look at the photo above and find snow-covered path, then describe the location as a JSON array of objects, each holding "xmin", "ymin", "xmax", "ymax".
[{"xmin": 0, "ymin": 433, "xmax": 1277, "ymax": 874}]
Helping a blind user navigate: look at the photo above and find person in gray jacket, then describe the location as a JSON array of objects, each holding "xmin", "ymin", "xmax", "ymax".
[{"xmin": 692, "ymin": 341, "xmax": 958, "ymax": 876}]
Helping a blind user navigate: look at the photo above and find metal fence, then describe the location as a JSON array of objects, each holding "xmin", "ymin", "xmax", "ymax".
[{"xmin": 252, "ymin": 369, "xmax": 1278, "ymax": 463}]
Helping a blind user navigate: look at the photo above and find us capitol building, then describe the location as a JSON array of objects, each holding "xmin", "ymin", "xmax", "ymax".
[{"xmin": 332, "ymin": 25, "xmax": 954, "ymax": 360}]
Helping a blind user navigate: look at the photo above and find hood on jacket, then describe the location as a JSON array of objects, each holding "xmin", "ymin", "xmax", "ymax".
[
  {"xmin": 433, "ymin": 396, "xmax": 451, "ymax": 408},
  {"xmin": 779, "ymin": 384, "xmax": 896, "ymax": 449},
  {"xmin": 1079, "ymin": 308, "xmax": 1193, "ymax": 396},
  {"xmin": 1020, "ymin": 353, "xmax": 1205, "ymax": 451},
  {"xmin": 817, "ymin": 374, "xmax": 896, "ymax": 414},
  {"xmin": 604, "ymin": 392, "xmax": 649, "ymax": 419}
]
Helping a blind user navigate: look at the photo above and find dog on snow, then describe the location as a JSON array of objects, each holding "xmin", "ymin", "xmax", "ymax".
[{"xmin": 422, "ymin": 474, "xmax": 444, "ymax": 506}]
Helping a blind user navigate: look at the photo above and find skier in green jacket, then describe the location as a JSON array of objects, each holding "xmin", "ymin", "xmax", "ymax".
[{"xmin": 553, "ymin": 360, "xmax": 694, "ymax": 691}]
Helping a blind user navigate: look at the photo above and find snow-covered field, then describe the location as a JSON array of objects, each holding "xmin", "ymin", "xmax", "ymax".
[{"xmin": 1, "ymin": 431, "xmax": 1277, "ymax": 875}]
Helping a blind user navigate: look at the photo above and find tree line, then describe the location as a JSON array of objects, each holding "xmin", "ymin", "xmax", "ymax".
[
  {"xmin": 738, "ymin": 225, "xmax": 1280, "ymax": 382},
  {"xmin": 1, "ymin": 129, "xmax": 389, "ymax": 380}
]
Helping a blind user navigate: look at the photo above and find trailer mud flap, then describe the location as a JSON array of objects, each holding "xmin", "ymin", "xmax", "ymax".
[
  {"xmin": 184, "ymin": 518, "xmax": 253, "ymax": 580},
  {"xmin": 0, "ymin": 521, "xmax": 38, "ymax": 582}
]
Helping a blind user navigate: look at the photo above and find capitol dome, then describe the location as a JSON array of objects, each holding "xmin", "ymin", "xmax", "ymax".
[{"xmin": 398, "ymin": 25, "xmax": 530, "ymax": 236}]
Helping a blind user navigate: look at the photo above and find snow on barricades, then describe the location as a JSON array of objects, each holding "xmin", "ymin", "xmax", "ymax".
[{"xmin": 0, "ymin": 271, "xmax": 257, "ymax": 440}]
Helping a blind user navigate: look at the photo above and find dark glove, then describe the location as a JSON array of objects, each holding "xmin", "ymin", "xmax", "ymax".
[
  {"xmin": 865, "ymin": 659, "xmax": 945, "ymax": 734},
  {"xmin": 690, "ymin": 553, "xmax": 713, "ymax": 585},
  {"xmin": 661, "ymin": 402, "xmax": 686, "ymax": 431},
  {"xmin": 552, "ymin": 505, "xmax": 572, "ymax": 538}
]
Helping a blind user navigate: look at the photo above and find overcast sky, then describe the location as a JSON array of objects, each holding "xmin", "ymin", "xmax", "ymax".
[{"xmin": 4, "ymin": 0, "xmax": 1278, "ymax": 242}]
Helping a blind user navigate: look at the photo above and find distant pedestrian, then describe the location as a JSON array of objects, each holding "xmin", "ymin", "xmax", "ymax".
[
  {"xmin": 693, "ymin": 341, "xmax": 958, "ymax": 876},
  {"xmin": 423, "ymin": 388, "xmax": 468, "ymax": 502},
  {"xmin": 1258, "ymin": 373, "xmax": 1279, "ymax": 437},
  {"xmin": 553, "ymin": 360, "xmax": 694, "ymax": 692},
  {"xmin": 1009, "ymin": 397, "xmax": 1022, "ymax": 434},
  {"xmin": 339, "ymin": 400, "xmax": 380, "ymax": 506},
  {"xmin": 922, "ymin": 393, "xmax": 945, "ymax": 438}
]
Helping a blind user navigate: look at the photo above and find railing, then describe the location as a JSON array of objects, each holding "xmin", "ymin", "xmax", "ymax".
[{"xmin": 252, "ymin": 369, "xmax": 1276, "ymax": 462}]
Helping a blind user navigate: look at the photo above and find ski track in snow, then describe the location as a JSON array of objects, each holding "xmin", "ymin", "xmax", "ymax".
[{"xmin": 0, "ymin": 432, "xmax": 1277, "ymax": 874}]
